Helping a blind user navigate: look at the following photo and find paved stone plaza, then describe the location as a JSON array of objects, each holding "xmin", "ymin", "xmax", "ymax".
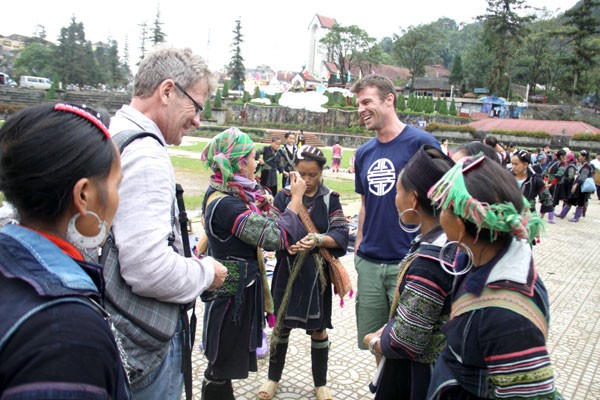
[{"xmin": 187, "ymin": 200, "xmax": 600, "ymax": 399}]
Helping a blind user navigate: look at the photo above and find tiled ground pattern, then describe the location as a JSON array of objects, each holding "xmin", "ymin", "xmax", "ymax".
[{"xmin": 189, "ymin": 202, "xmax": 600, "ymax": 399}]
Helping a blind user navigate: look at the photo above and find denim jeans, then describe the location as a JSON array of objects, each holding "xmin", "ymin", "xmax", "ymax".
[{"xmin": 131, "ymin": 322, "xmax": 184, "ymax": 400}]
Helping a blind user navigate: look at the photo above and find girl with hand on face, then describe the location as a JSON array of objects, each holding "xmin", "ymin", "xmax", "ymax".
[
  {"xmin": 258, "ymin": 145, "xmax": 349, "ymax": 400},
  {"xmin": 0, "ymin": 103, "xmax": 129, "ymax": 399}
]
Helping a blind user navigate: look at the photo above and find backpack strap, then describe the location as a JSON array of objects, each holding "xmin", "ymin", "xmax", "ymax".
[
  {"xmin": 451, "ymin": 287, "xmax": 548, "ymax": 340},
  {"xmin": 112, "ymin": 129, "xmax": 164, "ymax": 152},
  {"xmin": 0, "ymin": 297, "xmax": 103, "ymax": 352}
]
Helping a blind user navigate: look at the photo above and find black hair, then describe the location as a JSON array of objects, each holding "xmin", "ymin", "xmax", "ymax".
[
  {"xmin": 271, "ymin": 136, "xmax": 282, "ymax": 143},
  {"xmin": 284, "ymin": 131, "xmax": 294, "ymax": 139},
  {"xmin": 556, "ymin": 149, "xmax": 566, "ymax": 158},
  {"xmin": 514, "ymin": 149, "xmax": 531, "ymax": 164},
  {"xmin": 294, "ymin": 145, "xmax": 327, "ymax": 169},
  {"xmin": 0, "ymin": 103, "xmax": 117, "ymax": 224},
  {"xmin": 455, "ymin": 141, "xmax": 500, "ymax": 163},
  {"xmin": 460, "ymin": 157, "xmax": 524, "ymax": 242},
  {"xmin": 484, "ymin": 135, "xmax": 498, "ymax": 148},
  {"xmin": 400, "ymin": 145, "xmax": 454, "ymax": 216},
  {"xmin": 579, "ymin": 150, "xmax": 590, "ymax": 161}
]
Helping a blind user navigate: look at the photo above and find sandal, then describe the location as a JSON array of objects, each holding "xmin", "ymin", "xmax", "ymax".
[
  {"xmin": 315, "ymin": 386, "xmax": 333, "ymax": 400},
  {"xmin": 257, "ymin": 380, "xmax": 279, "ymax": 400}
]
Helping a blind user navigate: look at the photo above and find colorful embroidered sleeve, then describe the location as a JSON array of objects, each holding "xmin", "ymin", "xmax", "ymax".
[
  {"xmin": 576, "ymin": 165, "xmax": 592, "ymax": 184},
  {"xmin": 534, "ymin": 176, "xmax": 554, "ymax": 213},
  {"xmin": 380, "ymin": 258, "xmax": 452, "ymax": 364},
  {"xmin": 481, "ymin": 311, "xmax": 558, "ymax": 399},
  {"xmin": 231, "ymin": 210, "xmax": 291, "ymax": 251},
  {"xmin": 324, "ymin": 192, "xmax": 349, "ymax": 258}
]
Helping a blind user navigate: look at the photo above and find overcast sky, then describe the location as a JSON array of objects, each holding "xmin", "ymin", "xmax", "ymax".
[{"xmin": 2, "ymin": 0, "xmax": 579, "ymax": 73}]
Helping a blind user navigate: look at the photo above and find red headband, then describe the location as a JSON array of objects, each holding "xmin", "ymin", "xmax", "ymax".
[{"xmin": 53, "ymin": 103, "xmax": 111, "ymax": 139}]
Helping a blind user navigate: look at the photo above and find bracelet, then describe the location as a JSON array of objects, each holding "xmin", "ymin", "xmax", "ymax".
[
  {"xmin": 368, "ymin": 337, "xmax": 380, "ymax": 356},
  {"xmin": 315, "ymin": 233, "xmax": 324, "ymax": 247},
  {"xmin": 308, "ymin": 233, "xmax": 324, "ymax": 249}
]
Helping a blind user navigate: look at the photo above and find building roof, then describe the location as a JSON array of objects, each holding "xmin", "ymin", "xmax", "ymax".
[
  {"xmin": 468, "ymin": 119, "xmax": 600, "ymax": 136},
  {"xmin": 411, "ymin": 77, "xmax": 451, "ymax": 91},
  {"xmin": 316, "ymin": 15, "xmax": 337, "ymax": 29}
]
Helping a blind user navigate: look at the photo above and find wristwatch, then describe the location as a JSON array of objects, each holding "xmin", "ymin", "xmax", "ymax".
[{"xmin": 368, "ymin": 336, "xmax": 380, "ymax": 356}]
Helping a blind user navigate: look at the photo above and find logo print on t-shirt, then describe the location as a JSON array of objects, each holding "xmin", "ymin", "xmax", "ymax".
[{"xmin": 367, "ymin": 158, "xmax": 396, "ymax": 196}]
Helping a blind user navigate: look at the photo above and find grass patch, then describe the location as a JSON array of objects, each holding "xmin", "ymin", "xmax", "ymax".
[
  {"xmin": 170, "ymin": 156, "xmax": 206, "ymax": 173},
  {"xmin": 323, "ymin": 178, "xmax": 359, "ymax": 201}
]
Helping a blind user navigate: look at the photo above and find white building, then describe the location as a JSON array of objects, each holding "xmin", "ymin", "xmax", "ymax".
[{"xmin": 306, "ymin": 14, "xmax": 337, "ymax": 80}]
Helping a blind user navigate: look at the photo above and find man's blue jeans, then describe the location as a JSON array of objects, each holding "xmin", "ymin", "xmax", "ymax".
[{"xmin": 131, "ymin": 324, "xmax": 184, "ymax": 400}]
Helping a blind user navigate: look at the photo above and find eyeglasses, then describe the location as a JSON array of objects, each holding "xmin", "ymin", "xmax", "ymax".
[{"xmin": 174, "ymin": 82, "xmax": 203, "ymax": 116}]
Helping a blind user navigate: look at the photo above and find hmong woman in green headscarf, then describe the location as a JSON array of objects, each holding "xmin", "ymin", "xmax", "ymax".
[
  {"xmin": 426, "ymin": 155, "xmax": 562, "ymax": 400},
  {"xmin": 199, "ymin": 127, "xmax": 308, "ymax": 399}
]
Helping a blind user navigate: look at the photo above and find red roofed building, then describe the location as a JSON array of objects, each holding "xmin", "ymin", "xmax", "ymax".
[{"xmin": 468, "ymin": 119, "xmax": 600, "ymax": 136}]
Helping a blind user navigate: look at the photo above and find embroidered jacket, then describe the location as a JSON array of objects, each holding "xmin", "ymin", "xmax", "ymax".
[
  {"xmin": 271, "ymin": 186, "xmax": 349, "ymax": 330},
  {"xmin": 376, "ymin": 226, "xmax": 453, "ymax": 400},
  {"xmin": 427, "ymin": 239, "xmax": 560, "ymax": 400}
]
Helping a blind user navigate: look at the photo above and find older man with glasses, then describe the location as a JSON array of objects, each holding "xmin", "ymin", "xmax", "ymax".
[{"xmin": 108, "ymin": 46, "xmax": 227, "ymax": 400}]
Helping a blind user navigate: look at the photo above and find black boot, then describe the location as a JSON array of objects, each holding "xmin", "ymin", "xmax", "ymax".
[
  {"xmin": 201, "ymin": 378, "xmax": 235, "ymax": 400},
  {"xmin": 311, "ymin": 337, "xmax": 330, "ymax": 388},
  {"xmin": 267, "ymin": 335, "xmax": 289, "ymax": 382}
]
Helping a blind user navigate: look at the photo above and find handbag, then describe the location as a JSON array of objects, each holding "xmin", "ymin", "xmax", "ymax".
[
  {"xmin": 581, "ymin": 176, "xmax": 596, "ymax": 193},
  {"xmin": 297, "ymin": 196, "xmax": 353, "ymax": 303}
]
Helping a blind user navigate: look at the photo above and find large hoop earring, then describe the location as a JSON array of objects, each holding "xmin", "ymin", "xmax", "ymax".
[
  {"xmin": 398, "ymin": 208, "xmax": 422, "ymax": 233},
  {"xmin": 66, "ymin": 211, "xmax": 107, "ymax": 249},
  {"xmin": 438, "ymin": 240, "xmax": 473, "ymax": 276}
]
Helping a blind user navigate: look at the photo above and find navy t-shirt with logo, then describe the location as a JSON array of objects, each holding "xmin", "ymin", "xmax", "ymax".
[{"xmin": 355, "ymin": 125, "xmax": 439, "ymax": 264}]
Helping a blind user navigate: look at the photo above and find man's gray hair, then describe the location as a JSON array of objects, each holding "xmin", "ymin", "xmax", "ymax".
[{"xmin": 134, "ymin": 45, "xmax": 216, "ymax": 98}]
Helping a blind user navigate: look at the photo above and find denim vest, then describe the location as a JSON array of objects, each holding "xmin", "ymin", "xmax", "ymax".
[{"xmin": 0, "ymin": 224, "xmax": 103, "ymax": 351}]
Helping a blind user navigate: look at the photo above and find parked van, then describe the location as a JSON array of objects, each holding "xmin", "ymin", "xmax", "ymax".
[
  {"xmin": 0, "ymin": 72, "xmax": 17, "ymax": 86},
  {"xmin": 20, "ymin": 76, "xmax": 52, "ymax": 90}
]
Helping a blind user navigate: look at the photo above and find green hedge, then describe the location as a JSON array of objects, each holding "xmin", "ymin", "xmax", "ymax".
[
  {"xmin": 572, "ymin": 133, "xmax": 600, "ymax": 142},
  {"xmin": 490, "ymin": 129, "xmax": 552, "ymax": 139},
  {"xmin": 424, "ymin": 123, "xmax": 476, "ymax": 134}
]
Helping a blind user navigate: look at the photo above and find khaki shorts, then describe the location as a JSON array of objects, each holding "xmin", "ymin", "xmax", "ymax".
[{"xmin": 354, "ymin": 254, "xmax": 400, "ymax": 349}]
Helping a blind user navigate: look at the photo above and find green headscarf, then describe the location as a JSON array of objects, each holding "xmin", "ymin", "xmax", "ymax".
[
  {"xmin": 428, "ymin": 154, "xmax": 544, "ymax": 242},
  {"xmin": 201, "ymin": 127, "xmax": 255, "ymax": 185}
]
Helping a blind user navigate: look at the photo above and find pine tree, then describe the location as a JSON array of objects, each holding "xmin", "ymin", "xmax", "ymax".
[
  {"xmin": 152, "ymin": 6, "xmax": 167, "ymax": 45},
  {"xmin": 203, "ymin": 98, "xmax": 212, "ymax": 119},
  {"xmin": 138, "ymin": 22, "xmax": 148, "ymax": 63},
  {"xmin": 326, "ymin": 92, "xmax": 335, "ymax": 106},
  {"xmin": 449, "ymin": 54, "xmax": 464, "ymax": 86},
  {"xmin": 439, "ymin": 99, "xmax": 449, "ymax": 115},
  {"xmin": 228, "ymin": 19, "xmax": 246, "ymax": 91},
  {"xmin": 414, "ymin": 97, "xmax": 423, "ymax": 112},
  {"xmin": 449, "ymin": 98, "xmax": 458, "ymax": 116},
  {"xmin": 242, "ymin": 90, "xmax": 251, "ymax": 103},
  {"xmin": 435, "ymin": 97, "xmax": 442, "ymax": 113},
  {"xmin": 213, "ymin": 89, "xmax": 223, "ymax": 108},
  {"xmin": 222, "ymin": 81, "xmax": 230, "ymax": 98},
  {"xmin": 338, "ymin": 94, "xmax": 347, "ymax": 107},
  {"xmin": 253, "ymin": 85, "xmax": 261, "ymax": 99},
  {"xmin": 559, "ymin": 0, "xmax": 600, "ymax": 98},
  {"xmin": 407, "ymin": 93, "xmax": 416, "ymax": 110},
  {"xmin": 397, "ymin": 94, "xmax": 406, "ymax": 111},
  {"xmin": 425, "ymin": 96, "xmax": 435, "ymax": 113}
]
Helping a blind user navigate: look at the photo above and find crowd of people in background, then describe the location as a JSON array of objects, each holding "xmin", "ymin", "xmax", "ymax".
[{"xmin": 0, "ymin": 44, "xmax": 585, "ymax": 400}]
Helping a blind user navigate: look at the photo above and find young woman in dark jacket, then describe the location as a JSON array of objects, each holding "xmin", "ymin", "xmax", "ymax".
[
  {"xmin": 511, "ymin": 150, "xmax": 554, "ymax": 223},
  {"xmin": 0, "ymin": 103, "xmax": 129, "ymax": 399}
]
